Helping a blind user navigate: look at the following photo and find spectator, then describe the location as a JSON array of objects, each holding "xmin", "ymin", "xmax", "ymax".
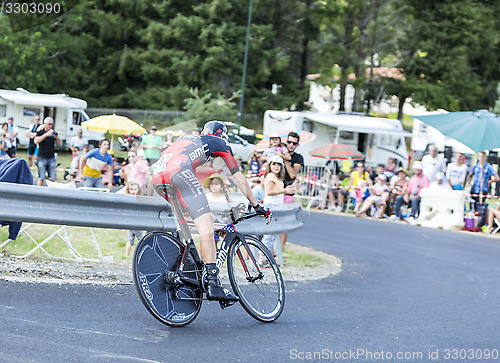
[
  {"xmin": 389, "ymin": 168, "xmax": 409, "ymax": 214},
  {"xmin": 386, "ymin": 157, "xmax": 397, "ymax": 174},
  {"xmin": 422, "ymin": 145, "xmax": 446, "ymax": 183},
  {"xmin": 0, "ymin": 132, "xmax": 9, "ymax": 159},
  {"xmin": 34, "ymin": 117, "xmax": 62, "ymax": 186},
  {"xmin": 163, "ymin": 130, "xmax": 175, "ymax": 148},
  {"xmin": 119, "ymin": 148, "xmax": 149, "ymax": 193},
  {"xmin": 141, "ymin": 125, "xmax": 163, "ymax": 165},
  {"xmin": 1, "ymin": 122, "xmax": 12, "ymax": 157},
  {"xmin": 281, "ymin": 131, "xmax": 303, "ymax": 248},
  {"xmin": 70, "ymin": 129, "xmax": 88, "ymax": 155},
  {"xmin": 6, "ymin": 117, "xmax": 18, "ymax": 158},
  {"xmin": 326, "ymin": 174, "xmax": 347, "ymax": 212},
  {"xmin": 371, "ymin": 164, "xmax": 386, "ymax": 182},
  {"xmin": 356, "ymin": 173, "xmax": 390, "ymax": 218},
  {"xmin": 25, "ymin": 115, "xmax": 41, "ymax": 168},
  {"xmin": 389, "ymin": 161, "xmax": 430, "ymax": 223},
  {"xmin": 262, "ymin": 155, "xmax": 295, "ymax": 266},
  {"xmin": 429, "ymin": 172, "xmax": 451, "ymax": 190},
  {"xmin": 261, "ymin": 133, "xmax": 291, "ymax": 163},
  {"xmin": 340, "ymin": 161, "xmax": 373, "ymax": 211},
  {"xmin": 247, "ymin": 150, "xmax": 264, "ymax": 178},
  {"xmin": 486, "ymin": 201, "xmax": 500, "ymax": 234},
  {"xmin": 65, "ymin": 144, "xmax": 84, "ymax": 181},
  {"xmin": 235, "ymin": 155, "xmax": 245, "ymax": 174},
  {"xmin": 353, "ymin": 179, "xmax": 370, "ymax": 213},
  {"xmin": 203, "ymin": 174, "xmax": 232, "ymax": 205},
  {"xmin": 78, "ymin": 138, "xmax": 114, "ymax": 190},
  {"xmin": 251, "ymin": 176, "xmax": 266, "ymax": 205},
  {"xmin": 124, "ymin": 181, "xmax": 146, "ymax": 256},
  {"xmin": 466, "ymin": 151, "xmax": 499, "ymax": 210},
  {"xmin": 446, "ymin": 152, "xmax": 468, "ymax": 190},
  {"xmin": 318, "ymin": 169, "xmax": 340, "ymax": 211}
]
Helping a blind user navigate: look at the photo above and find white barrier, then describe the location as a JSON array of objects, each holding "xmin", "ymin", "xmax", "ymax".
[{"xmin": 417, "ymin": 189, "xmax": 467, "ymax": 230}]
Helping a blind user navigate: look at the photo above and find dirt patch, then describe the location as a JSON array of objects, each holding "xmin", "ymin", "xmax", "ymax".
[{"xmin": 0, "ymin": 243, "xmax": 342, "ymax": 285}]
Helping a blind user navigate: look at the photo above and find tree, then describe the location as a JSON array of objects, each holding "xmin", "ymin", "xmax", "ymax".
[
  {"xmin": 395, "ymin": 0, "xmax": 500, "ymax": 112},
  {"xmin": 176, "ymin": 88, "xmax": 241, "ymax": 124},
  {"xmin": 0, "ymin": 17, "xmax": 50, "ymax": 90}
]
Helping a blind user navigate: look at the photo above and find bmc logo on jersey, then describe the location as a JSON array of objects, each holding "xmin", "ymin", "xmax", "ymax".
[{"xmin": 189, "ymin": 144, "xmax": 209, "ymax": 162}]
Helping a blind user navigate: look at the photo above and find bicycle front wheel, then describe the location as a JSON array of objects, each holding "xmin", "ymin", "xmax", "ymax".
[
  {"xmin": 227, "ymin": 235, "xmax": 285, "ymax": 322},
  {"xmin": 132, "ymin": 232, "xmax": 203, "ymax": 327}
]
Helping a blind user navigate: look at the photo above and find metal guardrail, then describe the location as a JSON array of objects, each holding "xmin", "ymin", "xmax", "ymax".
[{"xmin": 0, "ymin": 182, "xmax": 303, "ymax": 236}]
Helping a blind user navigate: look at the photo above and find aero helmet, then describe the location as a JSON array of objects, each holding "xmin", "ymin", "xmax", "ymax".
[{"xmin": 201, "ymin": 121, "xmax": 228, "ymax": 141}]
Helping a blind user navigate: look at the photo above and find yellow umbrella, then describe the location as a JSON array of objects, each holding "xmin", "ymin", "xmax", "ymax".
[{"xmin": 81, "ymin": 114, "xmax": 146, "ymax": 149}]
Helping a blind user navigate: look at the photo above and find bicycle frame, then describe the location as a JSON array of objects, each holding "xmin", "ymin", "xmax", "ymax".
[{"xmin": 163, "ymin": 185, "xmax": 264, "ymax": 292}]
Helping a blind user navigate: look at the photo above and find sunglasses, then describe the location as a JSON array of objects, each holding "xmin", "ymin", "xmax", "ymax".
[{"xmin": 287, "ymin": 140, "xmax": 299, "ymax": 145}]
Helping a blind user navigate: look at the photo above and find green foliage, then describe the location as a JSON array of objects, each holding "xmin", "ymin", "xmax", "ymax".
[
  {"xmin": 395, "ymin": 0, "xmax": 500, "ymax": 111},
  {"xmin": 2, "ymin": 0, "xmax": 500, "ymax": 120},
  {"xmin": 492, "ymin": 83, "xmax": 500, "ymax": 115},
  {"xmin": 177, "ymin": 88, "xmax": 241, "ymax": 123}
]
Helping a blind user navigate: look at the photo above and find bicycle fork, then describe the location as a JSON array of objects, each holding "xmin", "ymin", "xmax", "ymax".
[{"xmin": 218, "ymin": 231, "xmax": 264, "ymax": 283}]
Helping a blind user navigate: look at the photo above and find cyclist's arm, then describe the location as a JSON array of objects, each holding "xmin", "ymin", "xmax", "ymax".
[{"xmin": 233, "ymin": 171, "xmax": 259, "ymax": 206}]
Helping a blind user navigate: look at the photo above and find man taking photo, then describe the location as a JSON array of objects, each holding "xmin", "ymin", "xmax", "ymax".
[{"xmin": 34, "ymin": 117, "xmax": 62, "ymax": 186}]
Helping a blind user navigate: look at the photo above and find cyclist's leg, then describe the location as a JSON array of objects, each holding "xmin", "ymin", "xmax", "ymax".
[{"xmin": 170, "ymin": 169, "xmax": 238, "ymax": 302}]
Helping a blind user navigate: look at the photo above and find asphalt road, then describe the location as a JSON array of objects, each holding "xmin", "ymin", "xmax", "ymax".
[{"xmin": 1, "ymin": 211, "xmax": 500, "ymax": 362}]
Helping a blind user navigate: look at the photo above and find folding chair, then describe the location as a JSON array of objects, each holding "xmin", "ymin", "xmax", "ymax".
[{"xmin": 492, "ymin": 218, "xmax": 500, "ymax": 234}]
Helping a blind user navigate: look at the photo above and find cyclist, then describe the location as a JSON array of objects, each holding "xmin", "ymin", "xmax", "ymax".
[{"xmin": 152, "ymin": 121, "xmax": 270, "ymax": 302}]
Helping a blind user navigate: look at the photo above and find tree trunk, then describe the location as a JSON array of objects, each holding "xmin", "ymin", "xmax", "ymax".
[
  {"xmin": 339, "ymin": 70, "xmax": 347, "ymax": 112},
  {"xmin": 352, "ymin": 2, "xmax": 371, "ymax": 112},
  {"xmin": 397, "ymin": 94, "xmax": 406, "ymax": 121}
]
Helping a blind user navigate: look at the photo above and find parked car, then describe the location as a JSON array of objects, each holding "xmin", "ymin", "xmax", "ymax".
[{"xmin": 228, "ymin": 132, "xmax": 254, "ymax": 161}]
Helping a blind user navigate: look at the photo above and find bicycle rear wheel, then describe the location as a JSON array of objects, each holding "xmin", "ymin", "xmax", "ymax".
[
  {"xmin": 132, "ymin": 232, "xmax": 203, "ymax": 327},
  {"xmin": 227, "ymin": 235, "xmax": 285, "ymax": 322}
]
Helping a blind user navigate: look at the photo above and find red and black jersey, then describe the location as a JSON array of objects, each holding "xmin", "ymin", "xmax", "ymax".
[
  {"xmin": 151, "ymin": 134, "xmax": 239, "ymax": 219},
  {"xmin": 160, "ymin": 134, "xmax": 239, "ymax": 174}
]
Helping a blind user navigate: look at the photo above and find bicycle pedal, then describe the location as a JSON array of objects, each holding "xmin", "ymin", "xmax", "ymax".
[{"xmin": 219, "ymin": 300, "xmax": 237, "ymax": 309}]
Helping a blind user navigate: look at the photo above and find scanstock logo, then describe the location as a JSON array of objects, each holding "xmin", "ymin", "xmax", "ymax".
[{"xmin": 1, "ymin": 0, "xmax": 81, "ymax": 33}]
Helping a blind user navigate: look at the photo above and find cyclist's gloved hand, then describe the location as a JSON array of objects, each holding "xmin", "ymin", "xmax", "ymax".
[{"xmin": 253, "ymin": 204, "xmax": 271, "ymax": 217}]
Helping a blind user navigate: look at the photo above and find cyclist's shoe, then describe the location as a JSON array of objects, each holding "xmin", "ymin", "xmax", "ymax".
[{"xmin": 205, "ymin": 264, "xmax": 239, "ymax": 302}]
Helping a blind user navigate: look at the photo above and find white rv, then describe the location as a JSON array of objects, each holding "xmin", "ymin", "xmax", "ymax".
[
  {"xmin": 0, "ymin": 88, "xmax": 104, "ymax": 148},
  {"xmin": 263, "ymin": 110, "xmax": 412, "ymax": 167}
]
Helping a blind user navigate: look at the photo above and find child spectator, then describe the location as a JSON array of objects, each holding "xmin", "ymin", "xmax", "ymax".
[
  {"xmin": 262, "ymin": 155, "xmax": 295, "ymax": 266},
  {"xmin": 124, "ymin": 181, "xmax": 146, "ymax": 256},
  {"xmin": 354, "ymin": 180, "xmax": 370, "ymax": 213},
  {"xmin": 261, "ymin": 133, "xmax": 291, "ymax": 163},
  {"xmin": 204, "ymin": 174, "xmax": 232, "ymax": 205}
]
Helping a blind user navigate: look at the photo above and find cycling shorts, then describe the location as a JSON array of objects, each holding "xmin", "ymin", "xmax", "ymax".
[{"xmin": 152, "ymin": 153, "xmax": 211, "ymax": 220}]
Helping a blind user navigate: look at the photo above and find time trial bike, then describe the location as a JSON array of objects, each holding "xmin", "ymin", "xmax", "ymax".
[{"xmin": 132, "ymin": 185, "xmax": 285, "ymax": 327}]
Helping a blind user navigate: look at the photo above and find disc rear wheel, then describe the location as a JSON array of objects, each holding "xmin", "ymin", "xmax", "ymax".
[{"xmin": 132, "ymin": 232, "xmax": 203, "ymax": 327}]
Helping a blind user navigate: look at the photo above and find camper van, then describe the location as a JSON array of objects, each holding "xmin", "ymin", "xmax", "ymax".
[
  {"xmin": 0, "ymin": 88, "xmax": 104, "ymax": 148},
  {"xmin": 263, "ymin": 110, "xmax": 412, "ymax": 167}
]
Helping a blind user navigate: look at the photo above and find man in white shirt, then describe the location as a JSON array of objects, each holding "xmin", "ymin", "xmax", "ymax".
[
  {"xmin": 446, "ymin": 152, "xmax": 468, "ymax": 190},
  {"xmin": 422, "ymin": 145, "xmax": 446, "ymax": 183},
  {"xmin": 70, "ymin": 129, "xmax": 88, "ymax": 154}
]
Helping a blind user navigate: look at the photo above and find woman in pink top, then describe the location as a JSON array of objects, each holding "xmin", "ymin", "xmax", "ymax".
[{"xmin": 119, "ymin": 148, "xmax": 149, "ymax": 193}]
